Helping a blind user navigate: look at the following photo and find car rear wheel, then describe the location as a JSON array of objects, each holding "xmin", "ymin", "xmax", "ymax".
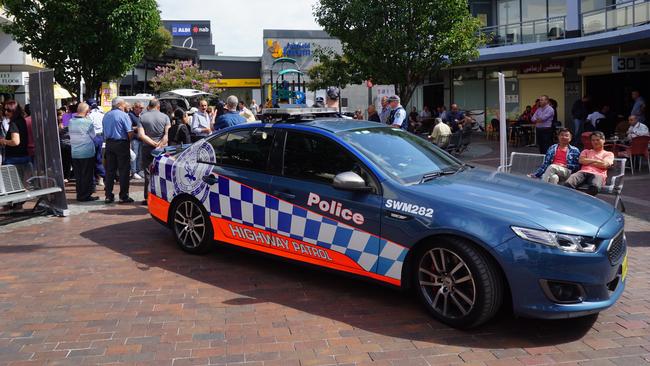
[
  {"xmin": 172, "ymin": 198, "xmax": 213, "ymax": 254},
  {"xmin": 414, "ymin": 237, "xmax": 503, "ymax": 329}
]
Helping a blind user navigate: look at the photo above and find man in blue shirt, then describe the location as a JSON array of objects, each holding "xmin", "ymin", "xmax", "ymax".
[
  {"xmin": 215, "ymin": 95, "xmax": 246, "ymax": 130},
  {"xmin": 446, "ymin": 104, "xmax": 467, "ymax": 133},
  {"xmin": 102, "ymin": 97, "xmax": 134, "ymax": 204}
]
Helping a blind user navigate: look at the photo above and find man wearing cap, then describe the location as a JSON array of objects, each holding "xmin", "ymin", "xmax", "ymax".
[
  {"xmin": 86, "ymin": 98, "xmax": 105, "ymax": 187},
  {"xmin": 388, "ymin": 95, "xmax": 408, "ymax": 130},
  {"xmin": 325, "ymin": 86, "xmax": 340, "ymax": 109}
]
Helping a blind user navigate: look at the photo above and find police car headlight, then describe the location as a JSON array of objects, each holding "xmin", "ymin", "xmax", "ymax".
[{"xmin": 511, "ymin": 226, "xmax": 597, "ymax": 253}]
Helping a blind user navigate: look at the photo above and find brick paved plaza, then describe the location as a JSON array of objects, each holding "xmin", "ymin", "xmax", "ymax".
[{"xmin": 1, "ymin": 141, "xmax": 649, "ymax": 366}]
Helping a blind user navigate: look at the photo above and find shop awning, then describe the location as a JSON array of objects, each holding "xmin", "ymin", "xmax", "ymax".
[{"xmin": 53, "ymin": 84, "xmax": 73, "ymax": 99}]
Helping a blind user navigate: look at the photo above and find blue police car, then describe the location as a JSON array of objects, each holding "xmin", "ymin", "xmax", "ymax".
[{"xmin": 148, "ymin": 109, "xmax": 626, "ymax": 328}]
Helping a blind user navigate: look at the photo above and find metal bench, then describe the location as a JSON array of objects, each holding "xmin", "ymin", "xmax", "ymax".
[
  {"xmin": 497, "ymin": 152, "xmax": 545, "ymax": 176},
  {"xmin": 499, "ymin": 153, "xmax": 627, "ymax": 212},
  {"xmin": 0, "ymin": 165, "xmax": 62, "ymax": 207}
]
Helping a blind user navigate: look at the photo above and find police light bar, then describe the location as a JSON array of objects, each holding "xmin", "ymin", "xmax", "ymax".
[{"xmin": 261, "ymin": 107, "xmax": 339, "ymax": 116}]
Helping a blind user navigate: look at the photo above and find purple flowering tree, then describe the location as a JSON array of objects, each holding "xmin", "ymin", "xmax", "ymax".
[{"xmin": 150, "ymin": 60, "xmax": 222, "ymax": 95}]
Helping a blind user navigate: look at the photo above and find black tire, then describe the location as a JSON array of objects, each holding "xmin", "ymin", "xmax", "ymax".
[
  {"xmin": 413, "ymin": 237, "xmax": 503, "ymax": 329},
  {"xmin": 170, "ymin": 197, "xmax": 213, "ymax": 254}
]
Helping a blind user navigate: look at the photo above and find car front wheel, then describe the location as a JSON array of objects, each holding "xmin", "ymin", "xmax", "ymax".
[
  {"xmin": 171, "ymin": 198, "xmax": 213, "ymax": 254},
  {"xmin": 414, "ymin": 237, "xmax": 503, "ymax": 328}
]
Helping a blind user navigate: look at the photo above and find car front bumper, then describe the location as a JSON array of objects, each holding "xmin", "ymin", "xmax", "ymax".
[{"xmin": 494, "ymin": 232, "xmax": 626, "ymax": 319}]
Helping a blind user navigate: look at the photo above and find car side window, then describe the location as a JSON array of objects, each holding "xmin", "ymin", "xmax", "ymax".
[
  {"xmin": 283, "ymin": 131, "xmax": 377, "ymax": 191},
  {"xmin": 221, "ymin": 129, "xmax": 275, "ymax": 171},
  {"xmin": 207, "ymin": 133, "xmax": 228, "ymax": 163}
]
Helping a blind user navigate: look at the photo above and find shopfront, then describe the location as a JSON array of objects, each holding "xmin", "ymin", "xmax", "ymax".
[
  {"xmin": 580, "ymin": 51, "xmax": 650, "ymax": 120},
  {"xmin": 200, "ymin": 56, "xmax": 262, "ymax": 106}
]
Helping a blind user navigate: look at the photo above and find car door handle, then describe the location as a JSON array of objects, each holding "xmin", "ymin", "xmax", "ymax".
[
  {"xmin": 202, "ymin": 175, "xmax": 218, "ymax": 186},
  {"xmin": 273, "ymin": 191, "xmax": 296, "ymax": 200}
]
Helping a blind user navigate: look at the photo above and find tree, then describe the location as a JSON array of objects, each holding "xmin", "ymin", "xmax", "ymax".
[
  {"xmin": 1, "ymin": 0, "xmax": 162, "ymax": 99},
  {"xmin": 306, "ymin": 47, "xmax": 363, "ymax": 92},
  {"xmin": 150, "ymin": 60, "xmax": 223, "ymax": 95},
  {"xmin": 144, "ymin": 26, "xmax": 173, "ymax": 60},
  {"xmin": 313, "ymin": 0, "xmax": 484, "ymax": 106}
]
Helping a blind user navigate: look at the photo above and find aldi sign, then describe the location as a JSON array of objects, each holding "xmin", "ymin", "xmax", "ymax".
[{"xmin": 171, "ymin": 23, "xmax": 192, "ymax": 36}]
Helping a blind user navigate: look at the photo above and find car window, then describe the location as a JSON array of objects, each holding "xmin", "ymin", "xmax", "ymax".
[
  {"xmin": 221, "ymin": 128, "xmax": 275, "ymax": 171},
  {"xmin": 339, "ymin": 127, "xmax": 461, "ymax": 184},
  {"xmin": 283, "ymin": 131, "xmax": 376, "ymax": 189},
  {"xmin": 207, "ymin": 133, "xmax": 228, "ymax": 163}
]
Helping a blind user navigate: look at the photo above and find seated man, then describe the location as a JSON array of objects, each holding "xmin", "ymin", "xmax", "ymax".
[
  {"xmin": 563, "ymin": 131, "xmax": 614, "ymax": 196},
  {"xmin": 429, "ymin": 118, "xmax": 451, "ymax": 145},
  {"xmin": 529, "ymin": 128, "xmax": 580, "ymax": 184},
  {"xmin": 626, "ymin": 115, "xmax": 649, "ymax": 142}
]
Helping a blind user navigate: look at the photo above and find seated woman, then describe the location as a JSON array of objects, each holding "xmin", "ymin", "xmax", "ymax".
[{"xmin": 528, "ymin": 128, "xmax": 580, "ymax": 184}]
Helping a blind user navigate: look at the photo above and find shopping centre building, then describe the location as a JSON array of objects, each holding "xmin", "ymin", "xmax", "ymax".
[{"xmin": 422, "ymin": 0, "xmax": 650, "ymax": 127}]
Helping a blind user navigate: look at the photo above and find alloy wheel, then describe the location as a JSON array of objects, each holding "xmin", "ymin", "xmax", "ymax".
[
  {"xmin": 418, "ymin": 248, "xmax": 477, "ymax": 319},
  {"xmin": 174, "ymin": 200, "xmax": 207, "ymax": 249}
]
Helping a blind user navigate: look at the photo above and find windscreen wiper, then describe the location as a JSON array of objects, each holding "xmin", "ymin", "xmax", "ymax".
[{"xmin": 420, "ymin": 170, "xmax": 456, "ymax": 183}]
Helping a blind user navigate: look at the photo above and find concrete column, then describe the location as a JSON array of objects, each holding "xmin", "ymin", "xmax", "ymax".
[{"xmin": 566, "ymin": 0, "xmax": 582, "ymax": 38}]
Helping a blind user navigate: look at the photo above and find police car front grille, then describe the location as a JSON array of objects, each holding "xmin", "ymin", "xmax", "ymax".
[{"xmin": 607, "ymin": 231, "xmax": 625, "ymax": 265}]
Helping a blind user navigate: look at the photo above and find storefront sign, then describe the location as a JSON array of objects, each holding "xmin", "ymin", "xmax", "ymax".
[
  {"xmin": 267, "ymin": 40, "xmax": 311, "ymax": 58},
  {"xmin": 100, "ymin": 82, "xmax": 118, "ymax": 113},
  {"xmin": 171, "ymin": 23, "xmax": 192, "ymax": 36},
  {"xmin": 209, "ymin": 78, "xmax": 262, "ymax": 88},
  {"xmin": 520, "ymin": 62, "xmax": 563, "ymax": 74},
  {"xmin": 171, "ymin": 23, "xmax": 210, "ymax": 37},
  {"xmin": 0, "ymin": 72, "xmax": 25, "ymax": 86},
  {"xmin": 612, "ymin": 56, "xmax": 650, "ymax": 73}
]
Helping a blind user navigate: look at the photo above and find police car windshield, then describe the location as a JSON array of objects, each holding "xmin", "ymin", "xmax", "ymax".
[{"xmin": 339, "ymin": 127, "xmax": 462, "ymax": 184}]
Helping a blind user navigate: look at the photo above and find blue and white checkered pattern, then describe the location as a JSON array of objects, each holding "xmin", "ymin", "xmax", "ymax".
[
  {"xmin": 152, "ymin": 155, "xmax": 408, "ymax": 281},
  {"xmin": 150, "ymin": 155, "xmax": 175, "ymax": 202}
]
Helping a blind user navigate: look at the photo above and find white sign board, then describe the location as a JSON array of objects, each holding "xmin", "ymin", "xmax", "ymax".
[{"xmin": 0, "ymin": 72, "xmax": 25, "ymax": 86}]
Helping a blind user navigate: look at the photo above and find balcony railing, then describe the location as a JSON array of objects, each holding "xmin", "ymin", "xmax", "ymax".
[
  {"xmin": 480, "ymin": 16, "xmax": 566, "ymax": 48},
  {"xmin": 582, "ymin": 0, "xmax": 650, "ymax": 35}
]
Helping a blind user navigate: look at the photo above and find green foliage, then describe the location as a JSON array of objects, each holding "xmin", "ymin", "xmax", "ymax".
[
  {"xmin": 314, "ymin": 0, "xmax": 484, "ymax": 105},
  {"xmin": 144, "ymin": 26, "xmax": 173, "ymax": 60},
  {"xmin": 306, "ymin": 46, "xmax": 363, "ymax": 91},
  {"xmin": 1, "ymin": 0, "xmax": 161, "ymax": 99},
  {"xmin": 150, "ymin": 60, "xmax": 222, "ymax": 95}
]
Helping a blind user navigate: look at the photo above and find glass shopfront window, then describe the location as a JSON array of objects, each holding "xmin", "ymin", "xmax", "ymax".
[
  {"xmin": 486, "ymin": 70, "xmax": 520, "ymax": 123},
  {"xmin": 452, "ymin": 70, "xmax": 485, "ymax": 115}
]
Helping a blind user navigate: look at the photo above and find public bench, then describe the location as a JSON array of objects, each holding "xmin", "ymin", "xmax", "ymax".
[
  {"xmin": 499, "ymin": 152, "xmax": 626, "ymax": 212},
  {"xmin": 0, "ymin": 165, "xmax": 62, "ymax": 208}
]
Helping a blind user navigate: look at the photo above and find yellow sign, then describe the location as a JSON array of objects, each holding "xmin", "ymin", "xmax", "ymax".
[
  {"xmin": 210, "ymin": 78, "xmax": 261, "ymax": 88},
  {"xmin": 267, "ymin": 39, "xmax": 283, "ymax": 58},
  {"xmin": 100, "ymin": 82, "xmax": 118, "ymax": 113}
]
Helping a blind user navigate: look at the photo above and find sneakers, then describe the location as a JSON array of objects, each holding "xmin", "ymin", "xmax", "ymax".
[
  {"xmin": 132, "ymin": 173, "xmax": 143, "ymax": 180},
  {"xmin": 119, "ymin": 197, "xmax": 135, "ymax": 204},
  {"xmin": 104, "ymin": 197, "xmax": 114, "ymax": 204},
  {"xmin": 97, "ymin": 177, "xmax": 104, "ymax": 187}
]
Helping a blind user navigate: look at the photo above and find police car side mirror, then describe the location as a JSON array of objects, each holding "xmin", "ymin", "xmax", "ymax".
[{"xmin": 333, "ymin": 171, "xmax": 372, "ymax": 192}]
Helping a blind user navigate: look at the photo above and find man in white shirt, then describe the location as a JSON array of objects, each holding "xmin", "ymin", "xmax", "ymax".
[
  {"xmin": 86, "ymin": 99, "xmax": 105, "ymax": 186},
  {"xmin": 586, "ymin": 105, "xmax": 609, "ymax": 130},
  {"xmin": 191, "ymin": 100, "xmax": 212, "ymax": 138},
  {"xmin": 626, "ymin": 115, "xmax": 649, "ymax": 141},
  {"xmin": 429, "ymin": 118, "xmax": 451, "ymax": 145}
]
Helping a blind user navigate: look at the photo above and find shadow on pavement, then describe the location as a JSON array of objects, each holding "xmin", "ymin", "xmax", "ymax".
[{"xmin": 80, "ymin": 216, "xmax": 596, "ymax": 348}]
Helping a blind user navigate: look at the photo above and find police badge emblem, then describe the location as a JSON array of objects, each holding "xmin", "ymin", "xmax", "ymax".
[{"xmin": 172, "ymin": 142, "xmax": 216, "ymax": 202}]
